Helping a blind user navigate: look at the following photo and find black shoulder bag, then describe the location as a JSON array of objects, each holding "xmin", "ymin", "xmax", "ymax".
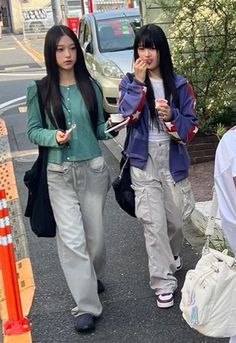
[
  {"xmin": 112, "ymin": 147, "xmax": 136, "ymax": 217},
  {"xmin": 112, "ymin": 73, "xmax": 136, "ymax": 217},
  {"xmin": 112, "ymin": 125, "xmax": 136, "ymax": 217},
  {"xmin": 24, "ymin": 82, "xmax": 56, "ymax": 237}
]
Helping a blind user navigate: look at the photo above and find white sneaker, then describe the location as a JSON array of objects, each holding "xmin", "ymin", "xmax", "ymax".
[
  {"xmin": 174, "ymin": 256, "xmax": 183, "ymax": 271},
  {"xmin": 156, "ymin": 293, "xmax": 174, "ymax": 308}
]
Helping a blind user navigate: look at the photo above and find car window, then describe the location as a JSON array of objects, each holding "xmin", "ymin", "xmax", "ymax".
[{"xmin": 96, "ymin": 15, "xmax": 140, "ymax": 52}]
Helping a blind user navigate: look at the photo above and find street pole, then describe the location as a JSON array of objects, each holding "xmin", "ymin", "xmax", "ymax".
[
  {"xmin": 20, "ymin": 0, "xmax": 27, "ymax": 42},
  {"xmin": 60, "ymin": 0, "xmax": 68, "ymax": 25},
  {"xmin": 139, "ymin": 0, "xmax": 146, "ymax": 25},
  {"xmin": 81, "ymin": 0, "xmax": 85, "ymax": 15},
  {"xmin": 51, "ymin": 0, "xmax": 63, "ymax": 24}
]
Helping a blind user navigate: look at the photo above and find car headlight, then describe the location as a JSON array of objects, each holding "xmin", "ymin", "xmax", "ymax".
[{"xmin": 100, "ymin": 60, "xmax": 124, "ymax": 79}]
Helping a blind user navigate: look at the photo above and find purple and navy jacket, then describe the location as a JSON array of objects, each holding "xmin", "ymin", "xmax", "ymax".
[{"xmin": 118, "ymin": 74, "xmax": 198, "ymax": 183}]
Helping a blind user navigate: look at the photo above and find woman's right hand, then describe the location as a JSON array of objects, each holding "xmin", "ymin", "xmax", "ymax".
[
  {"xmin": 56, "ymin": 130, "xmax": 70, "ymax": 144},
  {"xmin": 134, "ymin": 58, "xmax": 147, "ymax": 83}
]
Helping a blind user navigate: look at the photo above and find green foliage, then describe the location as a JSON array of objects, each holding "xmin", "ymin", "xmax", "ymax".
[
  {"xmin": 215, "ymin": 123, "xmax": 227, "ymax": 140},
  {"xmin": 209, "ymin": 234, "xmax": 233, "ymax": 256},
  {"xmin": 152, "ymin": 0, "xmax": 236, "ymax": 133}
]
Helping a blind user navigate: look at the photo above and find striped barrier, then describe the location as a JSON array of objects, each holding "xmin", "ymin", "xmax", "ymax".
[
  {"xmin": 0, "ymin": 189, "xmax": 31, "ymax": 335},
  {"xmin": 0, "ymin": 116, "xmax": 34, "ymax": 342}
]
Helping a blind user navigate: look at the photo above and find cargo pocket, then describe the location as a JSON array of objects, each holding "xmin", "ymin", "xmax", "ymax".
[
  {"xmin": 179, "ymin": 178, "xmax": 195, "ymax": 220},
  {"xmin": 131, "ymin": 166, "xmax": 153, "ymax": 224},
  {"xmin": 131, "ymin": 185, "xmax": 151, "ymax": 224}
]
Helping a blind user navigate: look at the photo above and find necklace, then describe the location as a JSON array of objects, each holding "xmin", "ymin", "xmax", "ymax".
[{"xmin": 60, "ymin": 82, "xmax": 76, "ymax": 86}]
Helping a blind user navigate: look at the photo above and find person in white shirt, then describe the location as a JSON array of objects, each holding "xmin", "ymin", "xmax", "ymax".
[{"xmin": 214, "ymin": 125, "xmax": 236, "ymax": 343}]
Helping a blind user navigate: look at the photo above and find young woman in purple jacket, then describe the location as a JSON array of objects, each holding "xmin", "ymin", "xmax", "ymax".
[{"xmin": 119, "ymin": 24, "xmax": 198, "ymax": 309}]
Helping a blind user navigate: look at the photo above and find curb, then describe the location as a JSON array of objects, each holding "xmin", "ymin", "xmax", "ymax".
[{"xmin": 20, "ymin": 40, "xmax": 44, "ymax": 64}]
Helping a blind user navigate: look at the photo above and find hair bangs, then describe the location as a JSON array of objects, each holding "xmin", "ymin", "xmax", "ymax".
[{"xmin": 138, "ymin": 34, "xmax": 157, "ymax": 50}]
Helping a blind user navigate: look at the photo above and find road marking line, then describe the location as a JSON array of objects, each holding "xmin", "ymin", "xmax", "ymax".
[
  {"xmin": 11, "ymin": 35, "xmax": 44, "ymax": 64},
  {"xmin": 0, "ymin": 72, "xmax": 45, "ymax": 77},
  {"xmin": 0, "ymin": 47, "xmax": 16, "ymax": 51},
  {"xmin": 0, "ymin": 103, "xmax": 27, "ymax": 117},
  {"xmin": 0, "ymin": 97, "xmax": 26, "ymax": 110},
  {"xmin": 0, "ymin": 149, "xmax": 38, "ymax": 161},
  {"xmin": 4, "ymin": 65, "xmax": 30, "ymax": 71},
  {"xmin": 18, "ymin": 106, "xmax": 27, "ymax": 113}
]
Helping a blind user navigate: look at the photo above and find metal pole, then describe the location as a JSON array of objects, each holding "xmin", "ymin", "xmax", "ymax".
[
  {"xmin": 51, "ymin": 0, "xmax": 63, "ymax": 25},
  {"xmin": 60, "ymin": 0, "xmax": 68, "ymax": 25},
  {"xmin": 20, "ymin": 1, "xmax": 27, "ymax": 42},
  {"xmin": 139, "ymin": 0, "xmax": 145, "ymax": 25},
  {"xmin": 81, "ymin": 0, "xmax": 85, "ymax": 15}
]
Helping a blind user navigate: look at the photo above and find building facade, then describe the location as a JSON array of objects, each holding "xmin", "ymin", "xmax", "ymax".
[{"xmin": 1, "ymin": 0, "xmax": 138, "ymax": 34}]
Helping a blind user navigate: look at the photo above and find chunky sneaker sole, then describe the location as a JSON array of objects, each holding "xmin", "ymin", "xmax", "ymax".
[
  {"xmin": 174, "ymin": 256, "xmax": 183, "ymax": 271},
  {"xmin": 156, "ymin": 293, "xmax": 174, "ymax": 308}
]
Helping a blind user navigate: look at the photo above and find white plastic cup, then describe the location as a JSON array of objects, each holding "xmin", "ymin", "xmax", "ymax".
[
  {"xmin": 155, "ymin": 98, "xmax": 168, "ymax": 110},
  {"xmin": 110, "ymin": 113, "xmax": 124, "ymax": 124}
]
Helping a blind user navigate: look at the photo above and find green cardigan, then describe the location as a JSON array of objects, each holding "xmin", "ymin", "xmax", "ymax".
[{"xmin": 26, "ymin": 81, "xmax": 112, "ymax": 164}]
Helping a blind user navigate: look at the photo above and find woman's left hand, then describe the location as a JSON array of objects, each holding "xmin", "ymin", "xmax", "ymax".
[
  {"xmin": 106, "ymin": 117, "xmax": 112, "ymax": 128},
  {"xmin": 156, "ymin": 103, "xmax": 172, "ymax": 122},
  {"xmin": 56, "ymin": 130, "xmax": 71, "ymax": 144},
  {"xmin": 106, "ymin": 117, "xmax": 126, "ymax": 132}
]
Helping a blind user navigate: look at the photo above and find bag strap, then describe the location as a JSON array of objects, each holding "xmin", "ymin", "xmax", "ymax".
[
  {"xmin": 202, "ymin": 187, "xmax": 219, "ymax": 253},
  {"xmin": 35, "ymin": 81, "xmax": 47, "ymax": 129},
  {"xmin": 205, "ymin": 188, "xmax": 218, "ymax": 237},
  {"xmin": 35, "ymin": 81, "xmax": 49, "ymax": 157},
  {"xmin": 119, "ymin": 156, "xmax": 129, "ymax": 178}
]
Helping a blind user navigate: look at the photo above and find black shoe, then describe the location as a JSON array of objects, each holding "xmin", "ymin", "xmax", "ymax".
[
  {"xmin": 74, "ymin": 313, "xmax": 95, "ymax": 333},
  {"xmin": 97, "ymin": 280, "xmax": 105, "ymax": 294},
  {"xmin": 174, "ymin": 255, "xmax": 183, "ymax": 271}
]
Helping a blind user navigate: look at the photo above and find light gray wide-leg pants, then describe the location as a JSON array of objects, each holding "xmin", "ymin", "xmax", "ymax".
[
  {"xmin": 131, "ymin": 141, "xmax": 194, "ymax": 295},
  {"xmin": 47, "ymin": 156, "xmax": 110, "ymax": 317}
]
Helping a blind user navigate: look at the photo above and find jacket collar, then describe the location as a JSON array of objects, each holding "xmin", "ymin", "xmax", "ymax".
[{"xmin": 174, "ymin": 73, "xmax": 187, "ymax": 88}]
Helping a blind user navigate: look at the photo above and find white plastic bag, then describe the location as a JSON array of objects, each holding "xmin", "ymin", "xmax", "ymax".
[{"xmin": 180, "ymin": 248, "xmax": 236, "ymax": 337}]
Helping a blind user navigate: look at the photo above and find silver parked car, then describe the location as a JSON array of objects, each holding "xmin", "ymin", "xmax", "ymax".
[{"xmin": 78, "ymin": 8, "xmax": 140, "ymax": 114}]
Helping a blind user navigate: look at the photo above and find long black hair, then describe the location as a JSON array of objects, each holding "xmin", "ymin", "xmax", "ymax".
[
  {"xmin": 133, "ymin": 24, "xmax": 178, "ymax": 123},
  {"xmin": 38, "ymin": 25, "xmax": 98, "ymax": 133}
]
